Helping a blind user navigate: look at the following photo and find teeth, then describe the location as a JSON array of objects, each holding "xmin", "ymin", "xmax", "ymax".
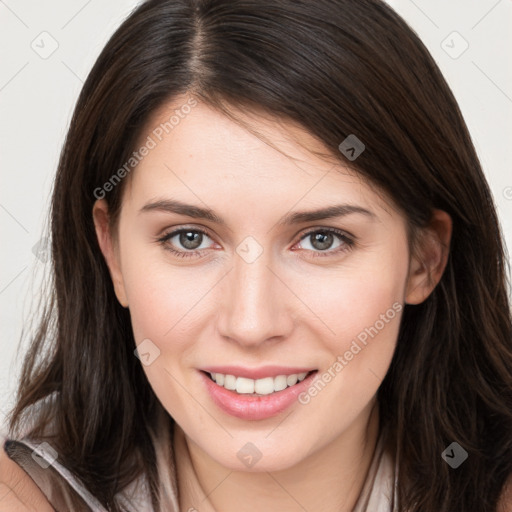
[
  {"xmin": 255, "ymin": 377, "xmax": 274, "ymax": 395},
  {"xmin": 286, "ymin": 374, "xmax": 298, "ymax": 386},
  {"xmin": 274, "ymin": 375, "xmax": 287, "ymax": 391},
  {"xmin": 236, "ymin": 377, "xmax": 255, "ymax": 394},
  {"xmin": 210, "ymin": 371, "xmax": 312, "ymax": 395},
  {"xmin": 224, "ymin": 374, "xmax": 236, "ymax": 390}
]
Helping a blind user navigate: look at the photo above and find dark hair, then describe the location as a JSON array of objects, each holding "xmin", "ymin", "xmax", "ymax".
[{"xmin": 7, "ymin": 0, "xmax": 512, "ymax": 510}]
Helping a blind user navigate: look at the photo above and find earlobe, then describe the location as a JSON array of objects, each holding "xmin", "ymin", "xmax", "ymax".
[
  {"xmin": 92, "ymin": 199, "xmax": 129, "ymax": 308},
  {"xmin": 405, "ymin": 209, "xmax": 452, "ymax": 305}
]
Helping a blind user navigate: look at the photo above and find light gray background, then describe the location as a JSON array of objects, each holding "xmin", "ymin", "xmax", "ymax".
[{"xmin": 1, "ymin": 0, "xmax": 511, "ymax": 430}]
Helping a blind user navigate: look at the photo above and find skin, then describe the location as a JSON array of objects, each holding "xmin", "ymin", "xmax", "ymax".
[
  {"xmin": 0, "ymin": 442, "xmax": 54, "ymax": 512},
  {"xmin": 93, "ymin": 94, "xmax": 452, "ymax": 512}
]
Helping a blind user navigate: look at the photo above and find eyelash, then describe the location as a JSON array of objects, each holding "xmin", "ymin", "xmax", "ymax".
[{"xmin": 155, "ymin": 226, "xmax": 355, "ymax": 259}]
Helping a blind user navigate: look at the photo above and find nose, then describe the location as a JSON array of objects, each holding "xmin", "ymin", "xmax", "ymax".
[{"xmin": 216, "ymin": 246, "xmax": 294, "ymax": 348}]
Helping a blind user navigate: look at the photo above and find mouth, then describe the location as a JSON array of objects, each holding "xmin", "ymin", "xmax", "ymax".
[
  {"xmin": 199, "ymin": 368, "xmax": 318, "ymax": 420},
  {"xmin": 202, "ymin": 370, "xmax": 317, "ymax": 396}
]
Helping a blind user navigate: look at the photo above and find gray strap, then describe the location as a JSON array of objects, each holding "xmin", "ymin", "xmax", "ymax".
[{"xmin": 4, "ymin": 437, "xmax": 108, "ymax": 511}]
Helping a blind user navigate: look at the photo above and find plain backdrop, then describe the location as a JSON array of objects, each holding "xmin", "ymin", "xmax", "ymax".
[{"xmin": 1, "ymin": 0, "xmax": 511, "ymax": 430}]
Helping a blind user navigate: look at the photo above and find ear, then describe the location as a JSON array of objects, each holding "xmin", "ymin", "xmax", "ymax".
[
  {"xmin": 92, "ymin": 199, "xmax": 129, "ymax": 308},
  {"xmin": 405, "ymin": 209, "xmax": 452, "ymax": 305}
]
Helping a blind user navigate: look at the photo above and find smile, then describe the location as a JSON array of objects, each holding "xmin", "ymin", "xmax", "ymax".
[
  {"xmin": 207, "ymin": 371, "xmax": 312, "ymax": 395},
  {"xmin": 199, "ymin": 368, "xmax": 318, "ymax": 420}
]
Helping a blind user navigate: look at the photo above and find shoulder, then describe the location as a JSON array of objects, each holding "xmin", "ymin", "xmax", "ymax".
[
  {"xmin": 498, "ymin": 472, "xmax": 512, "ymax": 512},
  {"xmin": 0, "ymin": 439, "xmax": 54, "ymax": 511}
]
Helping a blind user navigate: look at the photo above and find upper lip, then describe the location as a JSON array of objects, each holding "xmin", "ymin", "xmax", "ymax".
[{"xmin": 200, "ymin": 365, "xmax": 317, "ymax": 380}]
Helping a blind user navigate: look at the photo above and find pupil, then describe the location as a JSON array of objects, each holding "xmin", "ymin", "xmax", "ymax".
[
  {"xmin": 312, "ymin": 232, "xmax": 333, "ymax": 251},
  {"xmin": 180, "ymin": 231, "xmax": 201, "ymax": 249}
]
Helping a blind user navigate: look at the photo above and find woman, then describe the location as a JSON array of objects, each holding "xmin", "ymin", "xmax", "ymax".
[{"xmin": 1, "ymin": 0, "xmax": 511, "ymax": 510}]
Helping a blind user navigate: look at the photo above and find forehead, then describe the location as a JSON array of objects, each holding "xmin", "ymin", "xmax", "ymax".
[{"xmin": 124, "ymin": 96, "xmax": 396, "ymax": 219}]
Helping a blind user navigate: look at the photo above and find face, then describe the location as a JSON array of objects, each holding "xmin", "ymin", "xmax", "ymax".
[{"xmin": 94, "ymin": 95, "xmax": 445, "ymax": 472}]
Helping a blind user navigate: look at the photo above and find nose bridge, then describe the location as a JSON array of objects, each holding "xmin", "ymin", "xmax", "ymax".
[{"xmin": 217, "ymin": 242, "xmax": 291, "ymax": 346}]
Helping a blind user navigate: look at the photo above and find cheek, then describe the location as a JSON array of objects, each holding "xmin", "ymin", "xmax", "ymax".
[
  {"xmin": 120, "ymin": 254, "xmax": 202, "ymax": 411},
  {"xmin": 124, "ymin": 265, "xmax": 201, "ymax": 347},
  {"xmin": 317, "ymin": 285, "xmax": 402, "ymax": 397},
  {"xmin": 295, "ymin": 250, "xmax": 407, "ymax": 349},
  {"xmin": 295, "ymin": 251, "xmax": 407, "ymax": 418},
  {"xmin": 116, "ymin": 232, "xmax": 197, "ymax": 347}
]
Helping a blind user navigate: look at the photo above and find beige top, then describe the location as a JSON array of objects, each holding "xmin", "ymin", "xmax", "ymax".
[{"xmin": 1, "ymin": 421, "xmax": 397, "ymax": 511}]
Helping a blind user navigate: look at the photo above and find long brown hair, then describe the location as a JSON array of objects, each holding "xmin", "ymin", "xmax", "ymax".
[{"xmin": 7, "ymin": 0, "xmax": 512, "ymax": 510}]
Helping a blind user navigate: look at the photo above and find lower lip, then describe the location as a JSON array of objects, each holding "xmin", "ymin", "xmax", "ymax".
[{"xmin": 200, "ymin": 370, "xmax": 317, "ymax": 421}]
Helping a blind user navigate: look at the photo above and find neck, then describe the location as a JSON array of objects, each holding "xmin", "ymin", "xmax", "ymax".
[{"xmin": 175, "ymin": 398, "xmax": 381, "ymax": 512}]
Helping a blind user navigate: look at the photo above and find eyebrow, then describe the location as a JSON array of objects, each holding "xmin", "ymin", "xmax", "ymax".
[{"xmin": 139, "ymin": 199, "xmax": 376, "ymax": 226}]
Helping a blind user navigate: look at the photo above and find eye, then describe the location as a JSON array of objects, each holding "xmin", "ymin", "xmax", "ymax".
[
  {"xmin": 156, "ymin": 226, "xmax": 355, "ymax": 259},
  {"xmin": 294, "ymin": 228, "xmax": 355, "ymax": 257},
  {"xmin": 156, "ymin": 228, "xmax": 215, "ymax": 258}
]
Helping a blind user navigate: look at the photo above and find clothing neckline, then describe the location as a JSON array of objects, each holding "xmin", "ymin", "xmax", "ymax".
[{"xmin": 2, "ymin": 416, "xmax": 397, "ymax": 511}]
